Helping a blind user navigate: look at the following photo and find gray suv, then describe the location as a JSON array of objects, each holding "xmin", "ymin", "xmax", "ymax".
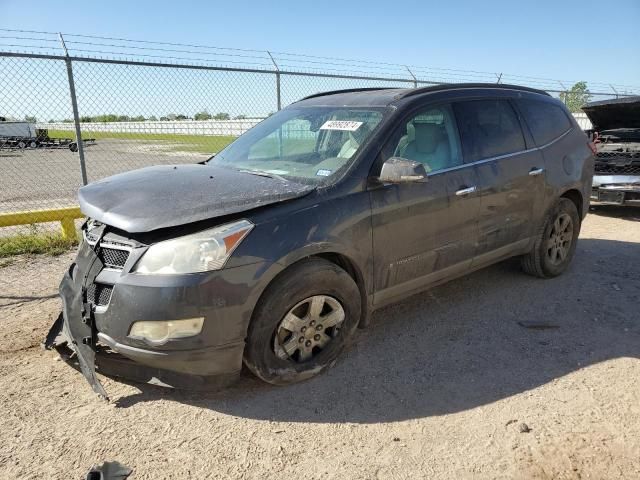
[{"xmin": 45, "ymin": 84, "xmax": 595, "ymax": 399}]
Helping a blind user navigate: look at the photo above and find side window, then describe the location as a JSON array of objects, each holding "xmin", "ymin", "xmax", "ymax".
[
  {"xmin": 453, "ymin": 100, "xmax": 526, "ymax": 163},
  {"xmin": 516, "ymin": 99, "xmax": 572, "ymax": 146},
  {"xmin": 390, "ymin": 104, "xmax": 462, "ymax": 173}
]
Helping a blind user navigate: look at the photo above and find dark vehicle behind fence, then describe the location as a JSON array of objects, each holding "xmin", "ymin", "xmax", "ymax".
[
  {"xmin": 44, "ymin": 84, "xmax": 595, "ymax": 399},
  {"xmin": 584, "ymin": 96, "xmax": 640, "ymax": 206}
]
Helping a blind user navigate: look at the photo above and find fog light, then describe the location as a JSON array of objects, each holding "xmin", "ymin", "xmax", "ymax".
[{"xmin": 128, "ymin": 318, "xmax": 204, "ymax": 345}]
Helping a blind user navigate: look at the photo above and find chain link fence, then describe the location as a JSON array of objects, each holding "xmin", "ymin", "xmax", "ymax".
[{"xmin": 1, "ymin": 30, "xmax": 638, "ymax": 237}]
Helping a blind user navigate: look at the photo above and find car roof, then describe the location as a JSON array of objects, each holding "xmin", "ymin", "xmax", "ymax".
[{"xmin": 294, "ymin": 83, "xmax": 550, "ymax": 107}]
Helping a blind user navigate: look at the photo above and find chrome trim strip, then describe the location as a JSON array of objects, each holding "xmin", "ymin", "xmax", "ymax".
[
  {"xmin": 99, "ymin": 242, "xmax": 133, "ymax": 252},
  {"xmin": 535, "ymin": 127, "xmax": 573, "ymax": 150},
  {"xmin": 427, "ymin": 128, "xmax": 574, "ymax": 177}
]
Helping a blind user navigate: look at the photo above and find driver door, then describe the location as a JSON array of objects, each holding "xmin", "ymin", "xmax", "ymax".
[{"xmin": 369, "ymin": 103, "xmax": 480, "ymax": 306}]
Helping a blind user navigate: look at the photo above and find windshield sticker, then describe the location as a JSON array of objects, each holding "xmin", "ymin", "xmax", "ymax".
[
  {"xmin": 316, "ymin": 169, "xmax": 332, "ymax": 177},
  {"xmin": 264, "ymin": 169, "xmax": 289, "ymax": 175},
  {"xmin": 320, "ymin": 120, "xmax": 363, "ymax": 132}
]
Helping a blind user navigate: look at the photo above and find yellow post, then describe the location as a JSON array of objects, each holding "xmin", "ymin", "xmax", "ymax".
[{"xmin": 60, "ymin": 217, "xmax": 78, "ymax": 241}]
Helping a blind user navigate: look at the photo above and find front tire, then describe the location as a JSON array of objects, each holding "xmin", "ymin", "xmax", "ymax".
[
  {"xmin": 522, "ymin": 198, "xmax": 580, "ymax": 278},
  {"xmin": 244, "ymin": 258, "xmax": 361, "ymax": 385}
]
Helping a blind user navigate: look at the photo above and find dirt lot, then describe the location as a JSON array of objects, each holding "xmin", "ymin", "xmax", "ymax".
[{"xmin": 0, "ymin": 207, "xmax": 639, "ymax": 479}]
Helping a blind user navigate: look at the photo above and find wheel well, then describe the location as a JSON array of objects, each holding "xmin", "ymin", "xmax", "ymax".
[
  {"xmin": 560, "ymin": 189, "xmax": 583, "ymax": 218},
  {"xmin": 315, "ymin": 253, "xmax": 368, "ymax": 326}
]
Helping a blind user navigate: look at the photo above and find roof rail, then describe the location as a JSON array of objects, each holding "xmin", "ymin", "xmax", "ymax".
[
  {"xmin": 297, "ymin": 87, "xmax": 399, "ymax": 102},
  {"xmin": 397, "ymin": 83, "xmax": 550, "ymax": 99}
]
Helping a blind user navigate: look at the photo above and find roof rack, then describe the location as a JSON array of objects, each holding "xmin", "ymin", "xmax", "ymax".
[
  {"xmin": 397, "ymin": 83, "xmax": 550, "ymax": 99},
  {"xmin": 296, "ymin": 83, "xmax": 550, "ymax": 104},
  {"xmin": 297, "ymin": 87, "xmax": 399, "ymax": 102}
]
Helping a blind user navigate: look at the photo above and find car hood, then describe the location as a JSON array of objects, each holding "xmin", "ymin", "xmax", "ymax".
[
  {"xmin": 78, "ymin": 164, "xmax": 315, "ymax": 232},
  {"xmin": 582, "ymin": 96, "xmax": 640, "ymax": 131}
]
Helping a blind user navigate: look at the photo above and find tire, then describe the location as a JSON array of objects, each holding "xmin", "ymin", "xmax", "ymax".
[
  {"xmin": 69, "ymin": 142, "xmax": 78, "ymax": 152},
  {"xmin": 244, "ymin": 257, "xmax": 361, "ymax": 385},
  {"xmin": 522, "ymin": 198, "xmax": 580, "ymax": 278}
]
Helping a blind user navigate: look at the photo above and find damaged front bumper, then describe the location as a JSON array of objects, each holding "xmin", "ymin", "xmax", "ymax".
[
  {"xmin": 591, "ymin": 175, "xmax": 640, "ymax": 206},
  {"xmin": 44, "ymin": 239, "xmax": 261, "ymax": 400}
]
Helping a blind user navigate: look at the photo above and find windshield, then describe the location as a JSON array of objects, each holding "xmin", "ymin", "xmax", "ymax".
[{"xmin": 209, "ymin": 107, "xmax": 386, "ymax": 184}]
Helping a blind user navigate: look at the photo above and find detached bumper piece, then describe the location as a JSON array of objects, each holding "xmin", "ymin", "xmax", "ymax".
[
  {"xmin": 85, "ymin": 461, "xmax": 132, "ymax": 480},
  {"xmin": 44, "ymin": 241, "xmax": 109, "ymax": 399}
]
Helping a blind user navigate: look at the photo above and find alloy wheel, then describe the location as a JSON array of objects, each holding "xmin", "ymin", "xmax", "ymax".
[
  {"xmin": 274, "ymin": 295, "xmax": 345, "ymax": 363},
  {"xmin": 546, "ymin": 213, "xmax": 573, "ymax": 265}
]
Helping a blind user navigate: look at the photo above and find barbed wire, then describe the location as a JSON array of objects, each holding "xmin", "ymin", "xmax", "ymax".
[{"xmin": 0, "ymin": 28, "xmax": 638, "ymax": 95}]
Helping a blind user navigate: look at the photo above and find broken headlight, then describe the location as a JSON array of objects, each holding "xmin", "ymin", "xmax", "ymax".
[{"xmin": 133, "ymin": 220, "xmax": 253, "ymax": 274}]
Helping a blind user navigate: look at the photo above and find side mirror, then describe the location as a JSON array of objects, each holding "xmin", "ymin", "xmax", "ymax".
[{"xmin": 378, "ymin": 157, "xmax": 428, "ymax": 183}]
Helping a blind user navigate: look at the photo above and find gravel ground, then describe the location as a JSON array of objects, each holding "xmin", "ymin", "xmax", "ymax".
[{"xmin": 0, "ymin": 207, "xmax": 639, "ymax": 479}]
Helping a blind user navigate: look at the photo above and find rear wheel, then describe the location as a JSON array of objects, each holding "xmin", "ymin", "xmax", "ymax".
[
  {"xmin": 244, "ymin": 258, "xmax": 361, "ymax": 385},
  {"xmin": 522, "ymin": 198, "xmax": 580, "ymax": 278}
]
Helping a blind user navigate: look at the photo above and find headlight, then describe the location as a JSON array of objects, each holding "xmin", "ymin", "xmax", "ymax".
[
  {"xmin": 133, "ymin": 219, "xmax": 253, "ymax": 274},
  {"xmin": 129, "ymin": 318, "xmax": 204, "ymax": 345}
]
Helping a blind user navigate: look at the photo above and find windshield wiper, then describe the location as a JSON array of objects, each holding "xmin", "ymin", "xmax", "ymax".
[{"xmin": 237, "ymin": 169, "xmax": 288, "ymax": 182}]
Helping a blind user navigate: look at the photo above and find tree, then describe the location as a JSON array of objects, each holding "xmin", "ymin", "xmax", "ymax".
[
  {"xmin": 24, "ymin": 115, "xmax": 37, "ymax": 123},
  {"xmin": 559, "ymin": 81, "xmax": 592, "ymax": 113},
  {"xmin": 234, "ymin": 114, "xmax": 247, "ymax": 120},
  {"xmin": 131, "ymin": 115, "xmax": 146, "ymax": 122},
  {"xmin": 213, "ymin": 112, "xmax": 230, "ymax": 120},
  {"xmin": 175, "ymin": 114, "xmax": 188, "ymax": 120},
  {"xmin": 194, "ymin": 111, "xmax": 212, "ymax": 121},
  {"xmin": 148, "ymin": 115, "xmax": 158, "ymax": 121}
]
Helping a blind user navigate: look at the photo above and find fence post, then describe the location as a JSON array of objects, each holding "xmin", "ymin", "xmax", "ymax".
[
  {"xmin": 58, "ymin": 33, "xmax": 88, "ymax": 186},
  {"xmin": 405, "ymin": 66, "xmax": 417, "ymax": 88},
  {"xmin": 558, "ymin": 81, "xmax": 568, "ymax": 105},
  {"xmin": 609, "ymin": 84, "xmax": 619, "ymax": 99},
  {"xmin": 267, "ymin": 51, "xmax": 282, "ymax": 111}
]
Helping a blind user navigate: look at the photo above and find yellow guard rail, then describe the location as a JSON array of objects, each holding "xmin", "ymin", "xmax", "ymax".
[{"xmin": 0, "ymin": 207, "xmax": 83, "ymax": 240}]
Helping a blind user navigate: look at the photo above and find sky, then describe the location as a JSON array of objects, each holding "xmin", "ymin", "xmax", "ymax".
[
  {"xmin": 1, "ymin": 0, "xmax": 638, "ymax": 88},
  {"xmin": 0, "ymin": 0, "xmax": 639, "ymax": 120}
]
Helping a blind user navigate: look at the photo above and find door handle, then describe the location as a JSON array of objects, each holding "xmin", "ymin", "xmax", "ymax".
[
  {"xmin": 455, "ymin": 186, "xmax": 477, "ymax": 196},
  {"xmin": 529, "ymin": 167, "xmax": 544, "ymax": 176}
]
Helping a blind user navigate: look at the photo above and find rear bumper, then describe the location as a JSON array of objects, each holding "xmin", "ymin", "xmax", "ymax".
[{"xmin": 591, "ymin": 175, "xmax": 640, "ymax": 206}]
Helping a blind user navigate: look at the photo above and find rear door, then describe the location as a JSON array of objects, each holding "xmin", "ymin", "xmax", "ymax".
[
  {"xmin": 452, "ymin": 99, "xmax": 546, "ymax": 266},
  {"xmin": 369, "ymin": 102, "xmax": 480, "ymax": 306}
]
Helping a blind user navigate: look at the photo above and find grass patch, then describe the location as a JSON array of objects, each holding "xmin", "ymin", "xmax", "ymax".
[
  {"xmin": 0, "ymin": 229, "xmax": 77, "ymax": 257},
  {"xmin": 47, "ymin": 129, "xmax": 236, "ymax": 154}
]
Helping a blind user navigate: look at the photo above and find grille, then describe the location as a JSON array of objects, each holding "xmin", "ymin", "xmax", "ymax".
[
  {"xmin": 596, "ymin": 151, "xmax": 640, "ymax": 159},
  {"xmin": 594, "ymin": 162, "xmax": 640, "ymax": 175},
  {"xmin": 86, "ymin": 283, "xmax": 113, "ymax": 306},
  {"xmin": 98, "ymin": 246, "xmax": 130, "ymax": 269},
  {"xmin": 595, "ymin": 151, "xmax": 640, "ymax": 175}
]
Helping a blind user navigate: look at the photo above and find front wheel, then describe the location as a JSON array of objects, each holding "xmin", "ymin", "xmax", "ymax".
[
  {"xmin": 522, "ymin": 198, "xmax": 580, "ymax": 278},
  {"xmin": 244, "ymin": 258, "xmax": 361, "ymax": 385}
]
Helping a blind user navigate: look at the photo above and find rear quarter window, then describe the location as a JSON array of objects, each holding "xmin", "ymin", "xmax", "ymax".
[
  {"xmin": 453, "ymin": 100, "xmax": 526, "ymax": 163},
  {"xmin": 516, "ymin": 99, "xmax": 572, "ymax": 146}
]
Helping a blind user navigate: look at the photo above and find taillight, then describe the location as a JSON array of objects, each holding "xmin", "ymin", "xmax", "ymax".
[{"xmin": 587, "ymin": 141, "xmax": 597, "ymax": 155}]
